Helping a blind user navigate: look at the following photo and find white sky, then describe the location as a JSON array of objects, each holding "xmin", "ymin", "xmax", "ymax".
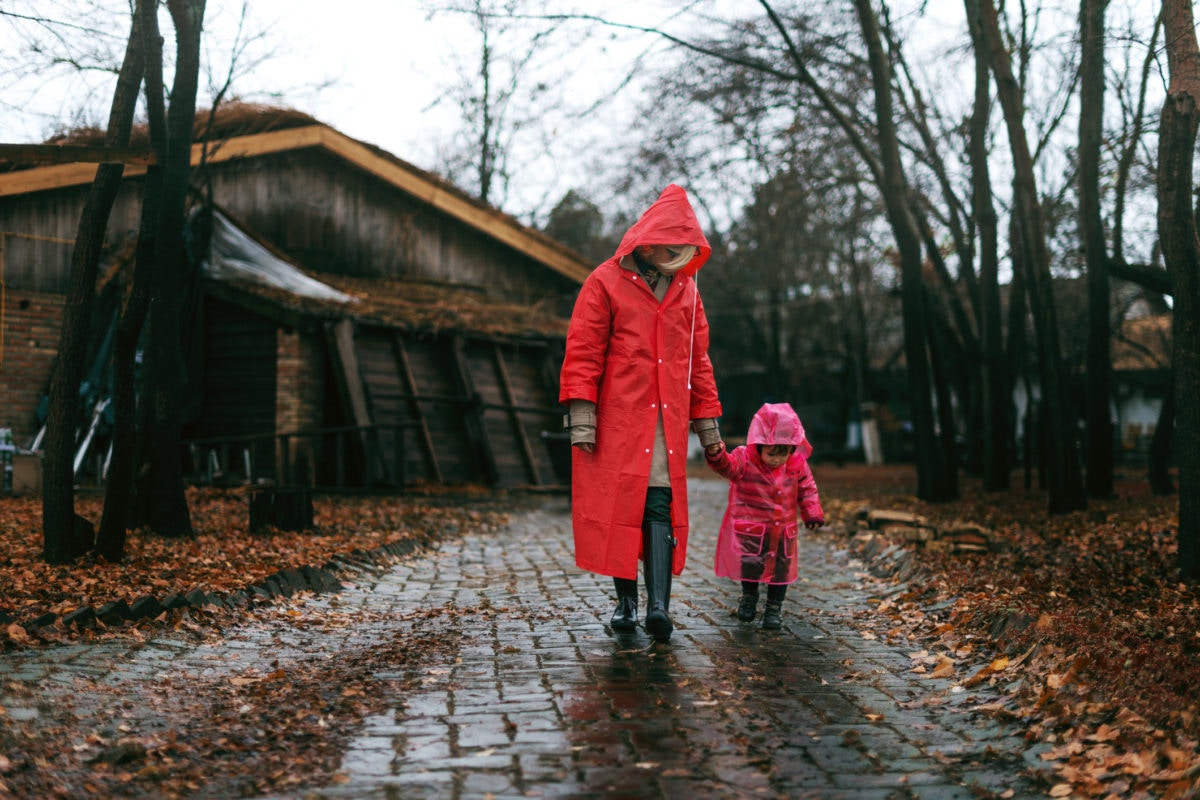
[
  {"xmin": 1, "ymin": 0, "xmax": 715, "ymax": 219},
  {"xmin": 0, "ymin": 0, "xmax": 1162, "ymax": 256}
]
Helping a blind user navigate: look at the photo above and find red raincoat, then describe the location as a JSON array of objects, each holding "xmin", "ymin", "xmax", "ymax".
[
  {"xmin": 559, "ymin": 185, "xmax": 722, "ymax": 579},
  {"xmin": 707, "ymin": 403, "xmax": 824, "ymax": 585}
]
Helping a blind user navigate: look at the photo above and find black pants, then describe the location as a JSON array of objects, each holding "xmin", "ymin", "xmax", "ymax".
[
  {"xmin": 644, "ymin": 486, "xmax": 672, "ymax": 526},
  {"xmin": 742, "ymin": 581, "xmax": 786, "ymax": 603}
]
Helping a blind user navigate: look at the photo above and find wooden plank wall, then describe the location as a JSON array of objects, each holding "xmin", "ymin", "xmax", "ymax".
[
  {"xmin": 348, "ymin": 325, "xmax": 564, "ymax": 488},
  {"xmin": 462, "ymin": 339, "xmax": 561, "ymax": 488},
  {"xmin": 189, "ymin": 297, "xmax": 278, "ymax": 475},
  {"xmin": 208, "ymin": 152, "xmax": 579, "ymax": 307},
  {"xmin": 0, "ymin": 181, "xmax": 145, "ymax": 292},
  {"xmin": 352, "ymin": 327, "xmax": 479, "ymax": 485}
]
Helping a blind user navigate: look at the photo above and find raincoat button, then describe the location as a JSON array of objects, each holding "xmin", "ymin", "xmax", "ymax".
[
  {"xmin": 645, "ymin": 448, "xmax": 651, "ymax": 453},
  {"xmin": 651, "ymin": 403, "xmax": 656, "ymax": 408}
]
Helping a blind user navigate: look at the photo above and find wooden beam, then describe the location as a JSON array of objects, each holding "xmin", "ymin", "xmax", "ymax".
[
  {"xmin": 0, "ymin": 143, "xmax": 158, "ymax": 166},
  {"xmin": 450, "ymin": 335, "xmax": 499, "ymax": 485},
  {"xmin": 491, "ymin": 343, "xmax": 542, "ymax": 485},
  {"xmin": 324, "ymin": 319, "xmax": 384, "ymax": 483},
  {"xmin": 391, "ymin": 332, "xmax": 443, "ymax": 484}
]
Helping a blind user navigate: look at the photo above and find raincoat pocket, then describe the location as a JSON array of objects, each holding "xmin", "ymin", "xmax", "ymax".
[
  {"xmin": 732, "ymin": 520, "xmax": 766, "ymax": 556},
  {"xmin": 782, "ymin": 523, "xmax": 799, "ymax": 561}
]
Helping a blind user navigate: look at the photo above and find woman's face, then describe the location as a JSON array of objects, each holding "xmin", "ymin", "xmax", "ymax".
[{"xmin": 638, "ymin": 244, "xmax": 694, "ymax": 273}]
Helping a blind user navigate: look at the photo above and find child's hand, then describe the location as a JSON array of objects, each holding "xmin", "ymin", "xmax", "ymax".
[
  {"xmin": 805, "ymin": 519, "xmax": 825, "ymax": 530},
  {"xmin": 704, "ymin": 442, "xmax": 723, "ymax": 458}
]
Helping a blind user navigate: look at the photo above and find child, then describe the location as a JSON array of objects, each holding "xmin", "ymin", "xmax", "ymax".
[{"xmin": 705, "ymin": 402, "xmax": 825, "ymax": 629}]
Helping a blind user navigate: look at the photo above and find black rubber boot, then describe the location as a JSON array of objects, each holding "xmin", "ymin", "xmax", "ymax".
[
  {"xmin": 642, "ymin": 522, "xmax": 675, "ymax": 641},
  {"xmin": 762, "ymin": 601, "xmax": 783, "ymax": 630},
  {"xmin": 610, "ymin": 577, "xmax": 638, "ymax": 632},
  {"xmin": 737, "ymin": 591, "xmax": 758, "ymax": 622}
]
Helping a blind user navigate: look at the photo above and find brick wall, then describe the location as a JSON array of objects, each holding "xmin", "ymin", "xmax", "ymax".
[
  {"xmin": 0, "ymin": 290, "xmax": 64, "ymax": 446},
  {"xmin": 275, "ymin": 326, "xmax": 325, "ymax": 484}
]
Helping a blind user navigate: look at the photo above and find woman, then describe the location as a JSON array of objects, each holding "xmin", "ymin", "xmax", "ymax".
[{"xmin": 559, "ymin": 184, "xmax": 723, "ymax": 642}]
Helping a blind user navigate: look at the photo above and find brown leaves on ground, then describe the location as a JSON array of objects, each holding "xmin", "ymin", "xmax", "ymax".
[
  {"xmin": 817, "ymin": 464, "xmax": 1200, "ymax": 799},
  {"xmin": 2, "ymin": 606, "xmax": 471, "ymax": 799},
  {"xmin": 0, "ymin": 485, "xmax": 512, "ymax": 648}
]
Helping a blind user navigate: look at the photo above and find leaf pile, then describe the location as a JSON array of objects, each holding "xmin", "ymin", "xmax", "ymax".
[
  {"xmin": 1, "ymin": 605, "xmax": 471, "ymax": 799},
  {"xmin": 0, "ymin": 485, "xmax": 512, "ymax": 648},
  {"xmin": 816, "ymin": 464, "xmax": 1200, "ymax": 799}
]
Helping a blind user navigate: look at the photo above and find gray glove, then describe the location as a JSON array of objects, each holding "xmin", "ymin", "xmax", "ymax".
[
  {"xmin": 564, "ymin": 400, "xmax": 597, "ymax": 447},
  {"xmin": 691, "ymin": 417, "xmax": 722, "ymax": 448}
]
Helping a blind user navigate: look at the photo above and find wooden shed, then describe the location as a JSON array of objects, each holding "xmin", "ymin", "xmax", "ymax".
[{"xmin": 0, "ymin": 106, "xmax": 588, "ymax": 490}]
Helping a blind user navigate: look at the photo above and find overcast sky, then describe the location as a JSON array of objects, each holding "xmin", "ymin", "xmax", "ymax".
[
  {"xmin": 0, "ymin": 1, "xmax": 719, "ymax": 216},
  {"xmin": 10, "ymin": 0, "xmax": 1162, "ymax": 241}
]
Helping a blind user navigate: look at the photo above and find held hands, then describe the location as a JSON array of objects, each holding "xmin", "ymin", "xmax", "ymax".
[
  {"xmin": 804, "ymin": 519, "xmax": 825, "ymax": 530},
  {"xmin": 704, "ymin": 442, "xmax": 724, "ymax": 458}
]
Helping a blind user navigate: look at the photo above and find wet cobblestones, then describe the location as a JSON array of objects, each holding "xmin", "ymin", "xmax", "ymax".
[{"xmin": 0, "ymin": 478, "xmax": 1046, "ymax": 798}]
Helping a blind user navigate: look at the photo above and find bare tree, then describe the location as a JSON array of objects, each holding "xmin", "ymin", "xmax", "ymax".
[
  {"xmin": 962, "ymin": 0, "xmax": 1010, "ymax": 491},
  {"xmin": 1079, "ymin": 0, "xmax": 1114, "ymax": 499},
  {"xmin": 1157, "ymin": 0, "xmax": 1200, "ymax": 579},
  {"xmin": 427, "ymin": 0, "xmax": 563, "ymax": 209},
  {"xmin": 849, "ymin": 0, "xmax": 955, "ymax": 500},
  {"xmin": 95, "ymin": 0, "xmax": 166, "ymax": 560},
  {"xmin": 976, "ymin": 0, "xmax": 1086, "ymax": 513},
  {"xmin": 41, "ymin": 7, "xmax": 144, "ymax": 563},
  {"xmin": 133, "ymin": 0, "xmax": 206, "ymax": 539}
]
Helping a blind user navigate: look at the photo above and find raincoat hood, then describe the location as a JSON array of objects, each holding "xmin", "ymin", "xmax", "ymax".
[
  {"xmin": 746, "ymin": 403, "xmax": 813, "ymax": 460},
  {"xmin": 612, "ymin": 184, "xmax": 712, "ymax": 277}
]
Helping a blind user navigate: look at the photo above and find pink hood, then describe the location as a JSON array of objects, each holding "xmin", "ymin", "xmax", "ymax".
[{"xmin": 746, "ymin": 403, "xmax": 813, "ymax": 460}]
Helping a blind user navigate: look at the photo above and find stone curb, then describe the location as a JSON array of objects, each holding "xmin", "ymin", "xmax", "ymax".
[{"xmin": 3, "ymin": 534, "xmax": 432, "ymax": 636}]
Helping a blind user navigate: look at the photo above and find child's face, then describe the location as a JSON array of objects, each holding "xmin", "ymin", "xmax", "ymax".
[{"xmin": 761, "ymin": 444, "xmax": 794, "ymax": 468}]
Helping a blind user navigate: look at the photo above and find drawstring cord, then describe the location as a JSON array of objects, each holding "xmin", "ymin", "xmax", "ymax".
[{"xmin": 687, "ymin": 273, "xmax": 698, "ymax": 391}]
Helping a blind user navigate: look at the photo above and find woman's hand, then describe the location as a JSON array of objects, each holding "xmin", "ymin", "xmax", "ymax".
[
  {"xmin": 575, "ymin": 442, "xmax": 595, "ymax": 454},
  {"xmin": 704, "ymin": 443, "xmax": 723, "ymax": 458}
]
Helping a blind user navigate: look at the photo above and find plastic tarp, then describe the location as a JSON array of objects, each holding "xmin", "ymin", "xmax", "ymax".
[{"xmin": 202, "ymin": 210, "xmax": 356, "ymax": 304}]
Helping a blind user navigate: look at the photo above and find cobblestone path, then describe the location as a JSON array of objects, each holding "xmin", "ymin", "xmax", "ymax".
[{"xmin": 1, "ymin": 478, "xmax": 1044, "ymax": 799}]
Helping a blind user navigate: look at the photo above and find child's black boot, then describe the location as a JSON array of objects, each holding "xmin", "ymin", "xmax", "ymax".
[
  {"xmin": 737, "ymin": 586, "xmax": 758, "ymax": 622},
  {"xmin": 762, "ymin": 601, "xmax": 783, "ymax": 630}
]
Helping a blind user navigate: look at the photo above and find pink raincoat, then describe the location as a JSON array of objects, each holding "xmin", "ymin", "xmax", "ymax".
[
  {"xmin": 707, "ymin": 403, "xmax": 824, "ymax": 585},
  {"xmin": 559, "ymin": 185, "xmax": 722, "ymax": 579}
]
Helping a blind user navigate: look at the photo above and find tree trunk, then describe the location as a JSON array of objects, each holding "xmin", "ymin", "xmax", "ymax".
[
  {"xmin": 965, "ymin": 0, "xmax": 1009, "ymax": 492},
  {"xmin": 1157, "ymin": 0, "xmax": 1200, "ymax": 579},
  {"xmin": 927, "ymin": 295, "xmax": 961, "ymax": 498},
  {"xmin": 1007, "ymin": 215, "xmax": 1033, "ymax": 490},
  {"xmin": 96, "ymin": 0, "xmax": 166, "ymax": 561},
  {"xmin": 1148, "ymin": 385, "xmax": 1175, "ymax": 496},
  {"xmin": 135, "ymin": 0, "xmax": 206, "ymax": 538},
  {"xmin": 853, "ymin": 0, "xmax": 955, "ymax": 501},
  {"xmin": 979, "ymin": 0, "xmax": 1085, "ymax": 514},
  {"xmin": 1080, "ymin": 0, "xmax": 1114, "ymax": 499},
  {"xmin": 42, "ymin": 10, "xmax": 144, "ymax": 564}
]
